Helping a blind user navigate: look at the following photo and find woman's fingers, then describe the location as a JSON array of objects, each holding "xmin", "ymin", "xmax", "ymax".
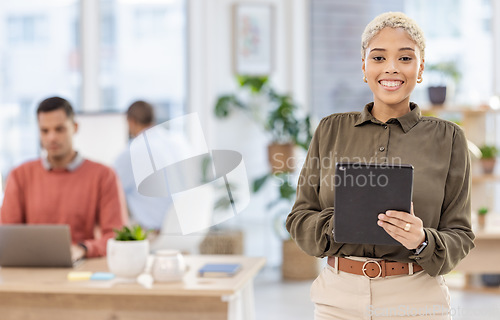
[
  {"xmin": 377, "ymin": 209, "xmax": 425, "ymax": 249},
  {"xmin": 377, "ymin": 219, "xmax": 410, "ymax": 241}
]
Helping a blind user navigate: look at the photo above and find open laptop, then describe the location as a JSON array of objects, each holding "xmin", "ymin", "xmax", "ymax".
[{"xmin": 0, "ymin": 225, "xmax": 74, "ymax": 268}]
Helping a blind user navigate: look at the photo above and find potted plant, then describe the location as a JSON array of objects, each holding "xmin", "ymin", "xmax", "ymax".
[
  {"xmin": 479, "ymin": 144, "xmax": 498, "ymax": 174},
  {"xmin": 107, "ymin": 225, "xmax": 150, "ymax": 278},
  {"xmin": 214, "ymin": 75, "xmax": 312, "ymax": 173},
  {"xmin": 215, "ymin": 75, "xmax": 312, "ymax": 217},
  {"xmin": 265, "ymin": 91, "xmax": 312, "ymax": 173},
  {"xmin": 477, "ymin": 206, "xmax": 488, "ymax": 229},
  {"xmin": 215, "ymin": 76, "xmax": 318, "ymax": 279},
  {"xmin": 426, "ymin": 61, "xmax": 461, "ymax": 105}
]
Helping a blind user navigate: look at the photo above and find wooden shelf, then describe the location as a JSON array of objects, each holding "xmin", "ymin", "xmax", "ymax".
[
  {"xmin": 474, "ymin": 232, "xmax": 500, "ymax": 240},
  {"xmin": 446, "ymin": 279, "xmax": 500, "ymax": 294},
  {"xmin": 472, "ymin": 214, "xmax": 500, "ymax": 236},
  {"xmin": 421, "ymin": 106, "xmax": 500, "ymax": 115},
  {"xmin": 445, "ymin": 271, "xmax": 500, "ymax": 293},
  {"xmin": 472, "ymin": 174, "xmax": 500, "ymax": 183}
]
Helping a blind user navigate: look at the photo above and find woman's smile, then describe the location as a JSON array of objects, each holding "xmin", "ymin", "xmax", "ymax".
[
  {"xmin": 378, "ymin": 79, "xmax": 404, "ymax": 90},
  {"xmin": 362, "ymin": 27, "xmax": 424, "ymax": 120}
]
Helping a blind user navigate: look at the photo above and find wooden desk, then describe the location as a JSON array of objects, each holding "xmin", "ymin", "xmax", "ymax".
[{"xmin": 0, "ymin": 255, "xmax": 266, "ymax": 320}]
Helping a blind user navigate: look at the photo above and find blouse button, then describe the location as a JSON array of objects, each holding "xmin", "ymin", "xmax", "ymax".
[
  {"xmin": 379, "ymin": 147, "xmax": 385, "ymax": 152},
  {"xmin": 384, "ymin": 126, "xmax": 388, "ymax": 129}
]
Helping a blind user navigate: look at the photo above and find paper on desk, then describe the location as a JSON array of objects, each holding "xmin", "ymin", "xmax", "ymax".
[{"xmin": 67, "ymin": 271, "xmax": 92, "ymax": 281}]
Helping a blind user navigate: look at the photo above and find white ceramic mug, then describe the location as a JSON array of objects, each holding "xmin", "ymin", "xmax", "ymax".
[{"xmin": 152, "ymin": 249, "xmax": 186, "ymax": 282}]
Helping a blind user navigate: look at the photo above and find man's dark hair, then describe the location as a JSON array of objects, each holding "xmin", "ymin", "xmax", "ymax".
[
  {"xmin": 37, "ymin": 97, "xmax": 75, "ymax": 121},
  {"xmin": 126, "ymin": 100, "xmax": 155, "ymax": 125}
]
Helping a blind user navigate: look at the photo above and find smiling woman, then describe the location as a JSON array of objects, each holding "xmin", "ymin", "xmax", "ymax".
[
  {"xmin": 287, "ymin": 12, "xmax": 474, "ymax": 320},
  {"xmin": 362, "ymin": 27, "xmax": 424, "ymax": 122}
]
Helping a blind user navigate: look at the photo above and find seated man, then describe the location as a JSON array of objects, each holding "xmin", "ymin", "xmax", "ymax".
[{"xmin": 0, "ymin": 97, "xmax": 127, "ymax": 261}]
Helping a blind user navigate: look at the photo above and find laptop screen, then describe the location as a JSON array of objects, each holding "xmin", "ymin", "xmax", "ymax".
[{"xmin": 0, "ymin": 224, "xmax": 73, "ymax": 268}]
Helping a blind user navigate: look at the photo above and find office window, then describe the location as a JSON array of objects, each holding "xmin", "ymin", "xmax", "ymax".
[
  {"xmin": 0, "ymin": 1, "xmax": 81, "ymax": 181},
  {"xmin": 134, "ymin": 8, "xmax": 169, "ymax": 39},
  {"xmin": 0, "ymin": 0, "xmax": 188, "ymax": 188},
  {"xmin": 7, "ymin": 15, "xmax": 48, "ymax": 44},
  {"xmin": 100, "ymin": 0, "xmax": 187, "ymax": 121},
  {"xmin": 406, "ymin": 0, "xmax": 493, "ymax": 105},
  {"xmin": 310, "ymin": 0, "xmax": 404, "ymax": 117},
  {"xmin": 409, "ymin": 0, "xmax": 462, "ymax": 38}
]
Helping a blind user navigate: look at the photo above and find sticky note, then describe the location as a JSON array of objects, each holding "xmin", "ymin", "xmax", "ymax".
[
  {"xmin": 67, "ymin": 271, "xmax": 93, "ymax": 281},
  {"xmin": 90, "ymin": 272, "xmax": 115, "ymax": 281}
]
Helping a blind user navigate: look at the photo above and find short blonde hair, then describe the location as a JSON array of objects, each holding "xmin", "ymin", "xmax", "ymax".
[{"xmin": 361, "ymin": 12, "xmax": 425, "ymax": 61}]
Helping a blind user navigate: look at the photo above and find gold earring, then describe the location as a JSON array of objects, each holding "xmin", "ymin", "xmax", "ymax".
[
  {"xmin": 363, "ymin": 75, "xmax": 368, "ymax": 83},
  {"xmin": 417, "ymin": 76, "xmax": 423, "ymax": 83}
]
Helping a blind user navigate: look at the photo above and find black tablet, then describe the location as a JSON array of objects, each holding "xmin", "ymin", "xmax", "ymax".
[{"xmin": 333, "ymin": 162, "xmax": 414, "ymax": 246}]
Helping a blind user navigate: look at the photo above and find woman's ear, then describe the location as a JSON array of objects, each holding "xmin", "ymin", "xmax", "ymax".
[{"xmin": 362, "ymin": 58, "xmax": 366, "ymax": 74}]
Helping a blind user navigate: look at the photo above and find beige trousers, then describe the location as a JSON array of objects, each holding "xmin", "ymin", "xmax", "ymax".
[{"xmin": 310, "ymin": 258, "xmax": 451, "ymax": 320}]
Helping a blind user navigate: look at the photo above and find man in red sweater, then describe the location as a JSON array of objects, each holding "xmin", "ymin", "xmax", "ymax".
[{"xmin": 0, "ymin": 97, "xmax": 127, "ymax": 261}]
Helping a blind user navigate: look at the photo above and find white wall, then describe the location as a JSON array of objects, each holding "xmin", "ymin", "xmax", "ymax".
[
  {"xmin": 73, "ymin": 113, "xmax": 128, "ymax": 166},
  {"xmin": 494, "ymin": 0, "xmax": 500, "ymax": 96},
  {"xmin": 188, "ymin": 0, "xmax": 309, "ymax": 184}
]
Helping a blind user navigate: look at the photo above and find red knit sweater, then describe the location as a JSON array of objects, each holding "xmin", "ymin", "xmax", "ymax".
[{"xmin": 0, "ymin": 159, "xmax": 127, "ymax": 257}]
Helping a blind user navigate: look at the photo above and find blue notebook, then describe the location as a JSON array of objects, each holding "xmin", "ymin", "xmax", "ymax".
[{"xmin": 198, "ymin": 263, "xmax": 241, "ymax": 277}]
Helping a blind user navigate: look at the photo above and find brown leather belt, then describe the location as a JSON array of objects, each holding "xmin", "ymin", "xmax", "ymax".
[{"xmin": 327, "ymin": 256, "xmax": 423, "ymax": 279}]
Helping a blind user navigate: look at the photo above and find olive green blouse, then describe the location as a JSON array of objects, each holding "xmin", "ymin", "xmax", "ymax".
[{"xmin": 286, "ymin": 102, "xmax": 475, "ymax": 276}]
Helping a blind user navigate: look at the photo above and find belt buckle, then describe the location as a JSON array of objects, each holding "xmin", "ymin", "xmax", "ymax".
[{"xmin": 362, "ymin": 260, "xmax": 382, "ymax": 279}]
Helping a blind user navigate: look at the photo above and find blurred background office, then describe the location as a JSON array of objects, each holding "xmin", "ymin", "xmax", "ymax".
[
  {"xmin": 1, "ymin": 0, "xmax": 498, "ymax": 262},
  {"xmin": 1, "ymin": 2, "xmax": 500, "ymax": 315}
]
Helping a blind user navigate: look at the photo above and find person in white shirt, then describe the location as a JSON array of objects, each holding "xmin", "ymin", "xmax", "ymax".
[{"xmin": 114, "ymin": 100, "xmax": 185, "ymax": 231}]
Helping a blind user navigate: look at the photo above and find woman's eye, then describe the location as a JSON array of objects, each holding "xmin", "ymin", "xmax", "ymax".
[
  {"xmin": 400, "ymin": 57, "xmax": 412, "ymax": 61},
  {"xmin": 373, "ymin": 56, "xmax": 384, "ymax": 61}
]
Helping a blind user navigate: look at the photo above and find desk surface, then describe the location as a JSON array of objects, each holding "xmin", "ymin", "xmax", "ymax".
[
  {"xmin": 0, "ymin": 255, "xmax": 266, "ymax": 297},
  {"xmin": 0, "ymin": 255, "xmax": 265, "ymax": 320}
]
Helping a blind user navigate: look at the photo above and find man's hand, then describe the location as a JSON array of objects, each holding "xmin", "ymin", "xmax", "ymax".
[
  {"xmin": 71, "ymin": 244, "xmax": 87, "ymax": 262},
  {"xmin": 377, "ymin": 202, "xmax": 426, "ymax": 250}
]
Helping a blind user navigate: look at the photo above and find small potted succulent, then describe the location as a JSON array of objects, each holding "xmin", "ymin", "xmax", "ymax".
[
  {"xmin": 107, "ymin": 225, "xmax": 150, "ymax": 278},
  {"xmin": 479, "ymin": 145, "xmax": 498, "ymax": 174},
  {"xmin": 477, "ymin": 206, "xmax": 488, "ymax": 230},
  {"xmin": 426, "ymin": 61, "xmax": 461, "ymax": 105}
]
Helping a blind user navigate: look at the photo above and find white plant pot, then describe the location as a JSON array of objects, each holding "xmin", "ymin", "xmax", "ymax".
[{"xmin": 107, "ymin": 239, "xmax": 149, "ymax": 278}]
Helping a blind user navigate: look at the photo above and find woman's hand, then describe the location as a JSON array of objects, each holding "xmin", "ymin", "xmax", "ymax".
[{"xmin": 377, "ymin": 203, "xmax": 425, "ymax": 250}]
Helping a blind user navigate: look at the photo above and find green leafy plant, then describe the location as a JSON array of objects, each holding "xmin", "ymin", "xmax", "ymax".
[
  {"xmin": 113, "ymin": 225, "xmax": 149, "ymax": 241},
  {"xmin": 214, "ymin": 75, "xmax": 312, "ymax": 149},
  {"xmin": 479, "ymin": 145, "xmax": 499, "ymax": 159},
  {"xmin": 214, "ymin": 76, "xmax": 311, "ymax": 239},
  {"xmin": 253, "ymin": 172, "xmax": 296, "ymax": 209},
  {"xmin": 426, "ymin": 61, "xmax": 461, "ymax": 84},
  {"xmin": 478, "ymin": 207, "xmax": 489, "ymax": 216}
]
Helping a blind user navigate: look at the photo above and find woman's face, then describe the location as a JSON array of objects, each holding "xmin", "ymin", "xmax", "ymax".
[{"xmin": 362, "ymin": 27, "xmax": 424, "ymax": 110}]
